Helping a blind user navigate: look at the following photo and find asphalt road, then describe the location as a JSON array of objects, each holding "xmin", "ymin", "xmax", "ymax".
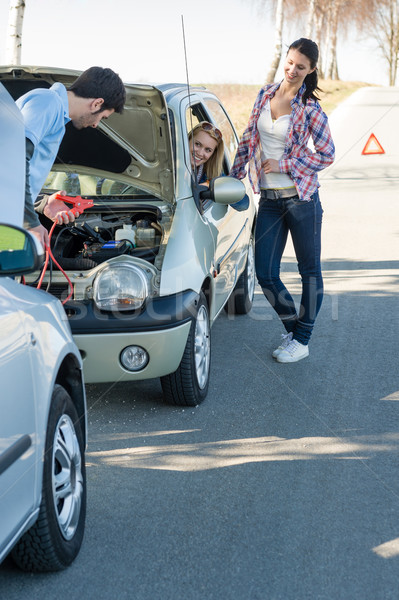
[{"xmin": 1, "ymin": 88, "xmax": 399, "ymax": 599}]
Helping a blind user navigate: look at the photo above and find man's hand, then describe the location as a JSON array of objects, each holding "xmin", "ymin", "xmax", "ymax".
[
  {"xmin": 43, "ymin": 190, "xmax": 80, "ymax": 224},
  {"xmin": 29, "ymin": 224, "xmax": 49, "ymax": 249}
]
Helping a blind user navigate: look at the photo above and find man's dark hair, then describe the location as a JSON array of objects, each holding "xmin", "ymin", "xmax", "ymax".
[{"xmin": 69, "ymin": 66, "xmax": 126, "ymax": 114}]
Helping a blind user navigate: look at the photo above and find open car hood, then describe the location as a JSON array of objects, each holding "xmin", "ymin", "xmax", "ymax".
[{"xmin": 0, "ymin": 66, "xmax": 175, "ymax": 203}]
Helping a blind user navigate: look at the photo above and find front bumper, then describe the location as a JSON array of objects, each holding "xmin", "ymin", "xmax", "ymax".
[{"xmin": 66, "ymin": 290, "xmax": 198, "ymax": 383}]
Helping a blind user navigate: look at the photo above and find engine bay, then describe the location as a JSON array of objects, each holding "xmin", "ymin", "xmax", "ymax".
[{"xmin": 50, "ymin": 206, "xmax": 163, "ymax": 271}]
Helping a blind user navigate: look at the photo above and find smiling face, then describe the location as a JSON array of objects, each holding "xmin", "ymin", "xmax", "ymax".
[
  {"xmin": 284, "ymin": 48, "xmax": 315, "ymax": 87},
  {"xmin": 190, "ymin": 130, "xmax": 218, "ymax": 169}
]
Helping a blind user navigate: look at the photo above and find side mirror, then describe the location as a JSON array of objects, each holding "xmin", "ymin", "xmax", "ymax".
[
  {"xmin": 0, "ymin": 224, "xmax": 44, "ymax": 275},
  {"xmin": 199, "ymin": 176, "xmax": 249, "ymax": 211}
]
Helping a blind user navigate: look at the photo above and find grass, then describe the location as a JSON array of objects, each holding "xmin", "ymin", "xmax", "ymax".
[
  {"xmin": 0, "ymin": 225, "xmax": 27, "ymax": 250},
  {"xmin": 201, "ymin": 80, "xmax": 375, "ymax": 137}
]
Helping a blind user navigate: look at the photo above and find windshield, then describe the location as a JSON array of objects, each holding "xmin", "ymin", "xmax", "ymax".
[{"xmin": 42, "ymin": 169, "xmax": 155, "ymax": 199}]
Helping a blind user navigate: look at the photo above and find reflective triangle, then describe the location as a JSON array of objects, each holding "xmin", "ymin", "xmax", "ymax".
[{"xmin": 362, "ymin": 133, "xmax": 385, "ymax": 155}]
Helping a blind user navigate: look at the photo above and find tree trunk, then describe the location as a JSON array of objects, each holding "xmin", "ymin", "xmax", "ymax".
[
  {"xmin": 306, "ymin": 0, "xmax": 316, "ymax": 37},
  {"xmin": 266, "ymin": 0, "xmax": 284, "ymax": 83},
  {"xmin": 314, "ymin": 10, "xmax": 325, "ymax": 79},
  {"xmin": 390, "ymin": 0, "xmax": 399, "ymax": 84},
  {"xmin": 6, "ymin": 0, "xmax": 25, "ymax": 65},
  {"xmin": 326, "ymin": 0, "xmax": 340, "ymax": 79}
]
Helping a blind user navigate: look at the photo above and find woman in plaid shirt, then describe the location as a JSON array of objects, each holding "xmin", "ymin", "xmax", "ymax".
[{"xmin": 230, "ymin": 38, "xmax": 335, "ymax": 363}]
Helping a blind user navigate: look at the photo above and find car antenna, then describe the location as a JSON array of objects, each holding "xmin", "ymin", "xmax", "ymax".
[{"xmin": 181, "ymin": 15, "xmax": 203, "ymax": 212}]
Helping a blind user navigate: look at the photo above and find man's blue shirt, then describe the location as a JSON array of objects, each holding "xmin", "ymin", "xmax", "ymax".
[{"xmin": 16, "ymin": 82, "xmax": 71, "ymax": 203}]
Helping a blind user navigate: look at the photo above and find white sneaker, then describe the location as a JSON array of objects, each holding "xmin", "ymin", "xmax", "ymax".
[
  {"xmin": 272, "ymin": 332, "xmax": 293, "ymax": 358},
  {"xmin": 276, "ymin": 339, "xmax": 309, "ymax": 363}
]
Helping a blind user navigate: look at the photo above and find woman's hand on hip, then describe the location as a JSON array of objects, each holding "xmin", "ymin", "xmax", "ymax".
[{"xmin": 261, "ymin": 158, "xmax": 279, "ymax": 174}]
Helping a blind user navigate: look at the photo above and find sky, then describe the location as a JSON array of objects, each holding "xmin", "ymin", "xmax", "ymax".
[{"xmin": 0, "ymin": 0, "xmax": 389, "ymax": 87}]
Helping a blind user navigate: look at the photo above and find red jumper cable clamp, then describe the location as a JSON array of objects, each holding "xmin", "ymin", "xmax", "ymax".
[{"xmin": 54, "ymin": 193, "xmax": 94, "ymax": 215}]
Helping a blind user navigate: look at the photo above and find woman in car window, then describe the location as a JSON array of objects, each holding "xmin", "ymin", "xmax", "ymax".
[
  {"xmin": 189, "ymin": 121, "xmax": 250, "ymax": 213},
  {"xmin": 189, "ymin": 121, "xmax": 224, "ymax": 185},
  {"xmin": 230, "ymin": 38, "xmax": 335, "ymax": 363}
]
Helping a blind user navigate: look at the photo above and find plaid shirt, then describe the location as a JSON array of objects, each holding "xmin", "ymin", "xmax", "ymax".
[{"xmin": 230, "ymin": 82, "xmax": 335, "ymax": 200}]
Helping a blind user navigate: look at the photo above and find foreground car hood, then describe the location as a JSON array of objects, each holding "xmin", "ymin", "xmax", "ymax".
[{"xmin": 0, "ymin": 65, "xmax": 175, "ymax": 203}]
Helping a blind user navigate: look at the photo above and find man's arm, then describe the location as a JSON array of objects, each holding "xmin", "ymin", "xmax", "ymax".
[
  {"xmin": 24, "ymin": 138, "xmax": 41, "ymax": 229},
  {"xmin": 24, "ymin": 137, "xmax": 49, "ymax": 248},
  {"xmin": 24, "ymin": 136, "xmax": 79, "ymax": 248}
]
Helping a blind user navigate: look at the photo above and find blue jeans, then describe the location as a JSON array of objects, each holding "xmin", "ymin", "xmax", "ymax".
[{"xmin": 255, "ymin": 191, "xmax": 323, "ymax": 345}]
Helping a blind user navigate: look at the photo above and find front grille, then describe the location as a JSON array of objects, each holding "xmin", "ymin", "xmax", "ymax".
[
  {"xmin": 46, "ymin": 284, "xmax": 72, "ymax": 301},
  {"xmin": 27, "ymin": 281, "xmax": 72, "ymax": 301}
]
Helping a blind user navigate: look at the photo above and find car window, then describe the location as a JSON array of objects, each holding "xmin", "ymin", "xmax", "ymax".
[
  {"xmin": 185, "ymin": 103, "xmax": 230, "ymax": 215},
  {"xmin": 185, "ymin": 106, "xmax": 202, "ymax": 133},
  {"xmin": 185, "ymin": 104, "xmax": 223, "ymax": 184},
  {"xmin": 185, "ymin": 101, "xmax": 238, "ymax": 172},
  {"xmin": 202, "ymin": 99, "xmax": 238, "ymax": 168}
]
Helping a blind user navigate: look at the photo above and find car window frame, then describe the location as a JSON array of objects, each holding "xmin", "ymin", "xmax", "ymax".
[
  {"xmin": 201, "ymin": 97, "xmax": 239, "ymax": 171},
  {"xmin": 184, "ymin": 100, "xmax": 231, "ymax": 177}
]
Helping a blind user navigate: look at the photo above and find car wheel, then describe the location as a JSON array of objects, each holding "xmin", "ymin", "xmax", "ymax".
[
  {"xmin": 11, "ymin": 385, "xmax": 86, "ymax": 572},
  {"xmin": 225, "ymin": 236, "xmax": 255, "ymax": 315},
  {"xmin": 161, "ymin": 292, "xmax": 210, "ymax": 406}
]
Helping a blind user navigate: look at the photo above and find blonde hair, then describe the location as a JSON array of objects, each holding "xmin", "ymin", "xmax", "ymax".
[{"xmin": 189, "ymin": 121, "xmax": 224, "ymax": 180}]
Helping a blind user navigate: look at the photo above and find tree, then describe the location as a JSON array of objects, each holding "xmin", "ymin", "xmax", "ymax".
[
  {"xmin": 368, "ymin": 0, "xmax": 399, "ymax": 85},
  {"xmin": 266, "ymin": 0, "xmax": 285, "ymax": 82},
  {"xmin": 324, "ymin": 0, "xmax": 341, "ymax": 79},
  {"xmin": 5, "ymin": 0, "xmax": 26, "ymax": 65},
  {"xmin": 253, "ymin": 0, "xmax": 385, "ymax": 83},
  {"xmin": 306, "ymin": 0, "xmax": 317, "ymax": 37},
  {"xmin": 255, "ymin": 0, "xmax": 333, "ymax": 81}
]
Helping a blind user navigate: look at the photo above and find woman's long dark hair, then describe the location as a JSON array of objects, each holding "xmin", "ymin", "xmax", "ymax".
[{"xmin": 289, "ymin": 38, "xmax": 322, "ymax": 105}]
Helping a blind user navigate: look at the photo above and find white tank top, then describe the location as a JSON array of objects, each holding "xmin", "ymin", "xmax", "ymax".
[{"xmin": 257, "ymin": 99, "xmax": 295, "ymax": 189}]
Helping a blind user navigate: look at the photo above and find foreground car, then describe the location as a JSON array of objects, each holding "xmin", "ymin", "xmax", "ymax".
[
  {"xmin": 1, "ymin": 66, "xmax": 256, "ymax": 406},
  {"xmin": 0, "ymin": 83, "xmax": 87, "ymax": 571},
  {"xmin": 0, "ymin": 224, "xmax": 87, "ymax": 571}
]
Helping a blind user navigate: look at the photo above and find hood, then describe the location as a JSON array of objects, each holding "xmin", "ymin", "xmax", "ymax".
[{"xmin": 0, "ymin": 66, "xmax": 175, "ymax": 203}]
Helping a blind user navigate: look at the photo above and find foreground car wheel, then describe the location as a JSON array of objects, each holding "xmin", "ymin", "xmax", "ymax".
[
  {"xmin": 12, "ymin": 385, "xmax": 86, "ymax": 572},
  {"xmin": 161, "ymin": 293, "xmax": 210, "ymax": 406},
  {"xmin": 225, "ymin": 236, "xmax": 255, "ymax": 315}
]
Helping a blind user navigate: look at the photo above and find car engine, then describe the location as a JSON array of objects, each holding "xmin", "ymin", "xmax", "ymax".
[{"xmin": 51, "ymin": 209, "xmax": 163, "ymax": 270}]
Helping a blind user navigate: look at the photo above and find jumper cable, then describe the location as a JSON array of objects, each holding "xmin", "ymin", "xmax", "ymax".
[{"xmin": 37, "ymin": 194, "xmax": 94, "ymax": 304}]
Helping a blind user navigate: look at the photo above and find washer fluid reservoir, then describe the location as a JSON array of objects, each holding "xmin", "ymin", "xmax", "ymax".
[
  {"xmin": 115, "ymin": 224, "xmax": 136, "ymax": 246},
  {"xmin": 135, "ymin": 219, "xmax": 155, "ymax": 247}
]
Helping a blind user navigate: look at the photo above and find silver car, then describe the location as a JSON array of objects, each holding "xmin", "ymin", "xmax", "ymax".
[
  {"xmin": 1, "ymin": 67, "xmax": 256, "ymax": 406},
  {"xmin": 0, "ymin": 83, "xmax": 87, "ymax": 572}
]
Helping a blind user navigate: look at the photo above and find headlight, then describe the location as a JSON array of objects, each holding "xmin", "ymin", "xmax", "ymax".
[{"xmin": 93, "ymin": 263, "xmax": 148, "ymax": 311}]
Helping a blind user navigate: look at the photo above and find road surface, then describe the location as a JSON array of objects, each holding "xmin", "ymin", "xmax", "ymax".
[{"xmin": 1, "ymin": 87, "xmax": 399, "ymax": 600}]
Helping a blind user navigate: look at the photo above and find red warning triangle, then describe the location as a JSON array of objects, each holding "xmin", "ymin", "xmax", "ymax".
[{"xmin": 362, "ymin": 133, "xmax": 385, "ymax": 155}]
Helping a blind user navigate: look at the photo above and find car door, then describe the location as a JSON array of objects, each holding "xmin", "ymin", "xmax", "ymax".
[
  {"xmin": 181, "ymin": 95, "xmax": 251, "ymax": 318},
  {"xmin": 199, "ymin": 98, "xmax": 250, "ymax": 316},
  {"xmin": 203, "ymin": 201, "xmax": 249, "ymax": 316},
  {"xmin": 0, "ymin": 280, "xmax": 37, "ymax": 547}
]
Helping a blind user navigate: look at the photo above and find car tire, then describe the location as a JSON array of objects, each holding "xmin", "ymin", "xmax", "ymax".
[
  {"xmin": 225, "ymin": 236, "xmax": 255, "ymax": 315},
  {"xmin": 11, "ymin": 385, "xmax": 86, "ymax": 572},
  {"xmin": 161, "ymin": 292, "xmax": 210, "ymax": 406}
]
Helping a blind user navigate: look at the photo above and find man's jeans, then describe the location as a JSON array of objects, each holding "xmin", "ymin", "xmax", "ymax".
[{"xmin": 255, "ymin": 191, "xmax": 323, "ymax": 345}]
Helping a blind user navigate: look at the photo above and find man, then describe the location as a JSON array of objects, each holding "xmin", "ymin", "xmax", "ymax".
[{"xmin": 17, "ymin": 66, "xmax": 126, "ymax": 248}]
